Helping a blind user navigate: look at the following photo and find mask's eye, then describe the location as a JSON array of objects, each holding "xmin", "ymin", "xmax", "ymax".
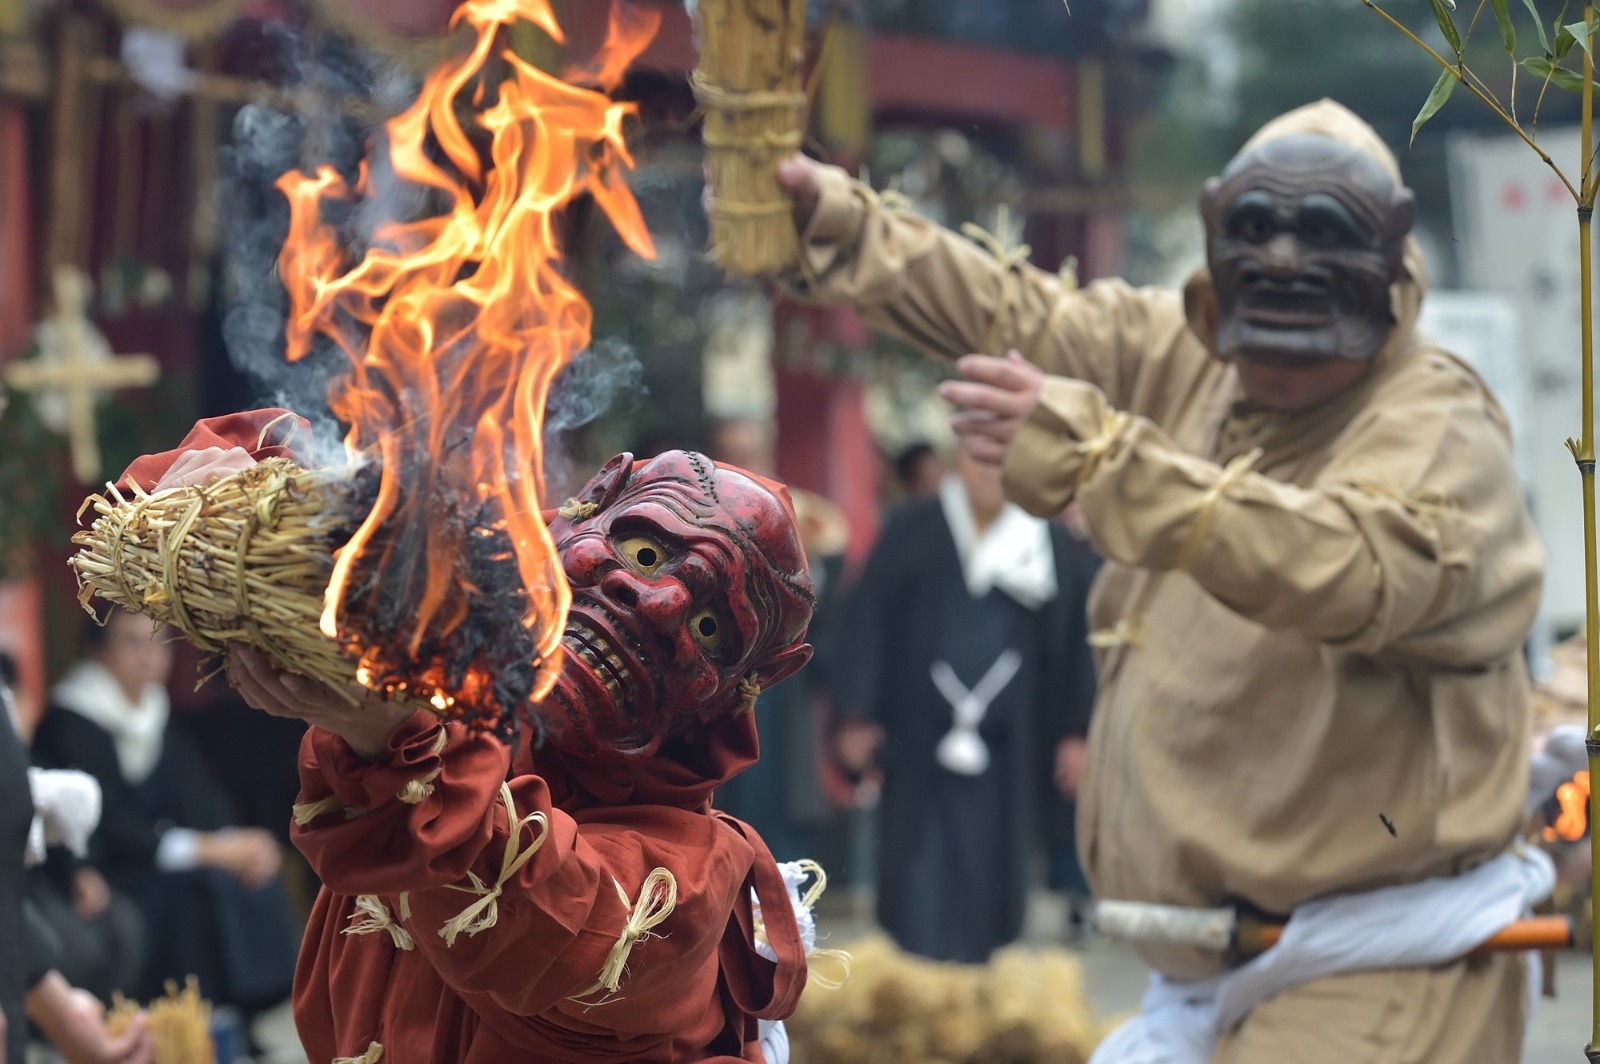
[
  {"xmin": 617, "ymin": 535, "xmax": 667, "ymax": 576},
  {"xmin": 689, "ymin": 609, "xmax": 725, "ymax": 654}
]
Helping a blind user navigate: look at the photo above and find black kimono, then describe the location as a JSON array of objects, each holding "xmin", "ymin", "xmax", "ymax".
[
  {"xmin": 2, "ymin": 702, "xmax": 35, "ymax": 1063},
  {"xmin": 30, "ymin": 705, "xmax": 299, "ymax": 1010},
  {"xmin": 829, "ymin": 496, "xmax": 1096, "ymax": 963}
]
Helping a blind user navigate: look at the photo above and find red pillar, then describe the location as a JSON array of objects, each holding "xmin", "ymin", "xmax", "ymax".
[{"xmin": 0, "ymin": 102, "xmax": 45, "ymax": 730}]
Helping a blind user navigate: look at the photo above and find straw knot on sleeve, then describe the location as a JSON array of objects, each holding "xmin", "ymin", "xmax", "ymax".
[
  {"xmin": 438, "ymin": 783, "xmax": 549, "ymax": 947},
  {"xmin": 1073, "ymin": 409, "xmax": 1134, "ymax": 493},
  {"xmin": 332, "ymin": 1041, "xmax": 383, "ymax": 1064},
  {"xmin": 292, "ymin": 794, "xmax": 369, "ymax": 827},
  {"xmin": 569, "ymin": 867, "xmax": 679, "ymax": 1004},
  {"xmin": 344, "ymin": 894, "xmax": 415, "ymax": 951},
  {"xmin": 396, "ymin": 729, "xmax": 449, "ymax": 804},
  {"xmin": 1087, "ymin": 617, "xmax": 1145, "ymax": 650},
  {"xmin": 1176, "ymin": 448, "xmax": 1264, "ymax": 572}
]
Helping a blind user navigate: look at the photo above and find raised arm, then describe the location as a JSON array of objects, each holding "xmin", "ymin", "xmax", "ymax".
[
  {"xmin": 998, "ymin": 361, "xmax": 1542, "ymax": 663},
  {"xmin": 774, "ymin": 157, "xmax": 1199, "ymax": 416}
]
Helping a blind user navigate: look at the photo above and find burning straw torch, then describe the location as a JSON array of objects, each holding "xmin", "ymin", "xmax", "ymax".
[{"xmin": 68, "ymin": 0, "xmax": 659, "ymax": 733}]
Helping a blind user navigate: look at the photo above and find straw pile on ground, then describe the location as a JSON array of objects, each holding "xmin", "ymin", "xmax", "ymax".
[
  {"xmin": 69, "ymin": 457, "xmax": 361, "ymax": 699},
  {"xmin": 692, "ymin": 0, "xmax": 808, "ymax": 276},
  {"xmin": 786, "ymin": 935, "xmax": 1109, "ymax": 1064},
  {"xmin": 105, "ymin": 978, "xmax": 215, "ymax": 1064}
]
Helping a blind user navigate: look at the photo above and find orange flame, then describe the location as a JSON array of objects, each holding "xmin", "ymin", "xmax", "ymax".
[
  {"xmin": 1544, "ymin": 770, "xmax": 1590, "ymax": 843},
  {"xmin": 275, "ymin": 0, "xmax": 657, "ymax": 711}
]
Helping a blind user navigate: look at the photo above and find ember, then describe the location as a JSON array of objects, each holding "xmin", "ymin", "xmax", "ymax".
[
  {"xmin": 1544, "ymin": 769, "xmax": 1591, "ymax": 844},
  {"xmin": 274, "ymin": 0, "xmax": 659, "ymax": 728}
]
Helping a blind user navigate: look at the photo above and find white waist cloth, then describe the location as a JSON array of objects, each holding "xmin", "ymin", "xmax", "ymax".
[{"xmin": 1089, "ymin": 845, "xmax": 1556, "ymax": 1064}]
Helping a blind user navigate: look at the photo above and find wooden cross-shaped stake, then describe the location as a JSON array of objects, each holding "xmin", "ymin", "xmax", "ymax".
[{"xmin": 4, "ymin": 265, "xmax": 160, "ymax": 484}]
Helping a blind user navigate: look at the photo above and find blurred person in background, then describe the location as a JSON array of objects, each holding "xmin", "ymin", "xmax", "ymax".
[
  {"xmin": 890, "ymin": 441, "xmax": 945, "ymax": 504},
  {"xmin": 29, "ymin": 609, "xmax": 300, "ymax": 1024},
  {"xmin": 3, "ymin": 653, "xmax": 151, "ymax": 1064},
  {"xmin": 827, "ymin": 449, "xmax": 1095, "ymax": 963},
  {"xmin": 707, "ymin": 415, "xmax": 850, "ymax": 863}
]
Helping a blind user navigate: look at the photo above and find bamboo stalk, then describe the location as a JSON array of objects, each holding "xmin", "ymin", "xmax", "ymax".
[{"xmin": 1583, "ymin": 8, "xmax": 1600, "ymax": 1061}]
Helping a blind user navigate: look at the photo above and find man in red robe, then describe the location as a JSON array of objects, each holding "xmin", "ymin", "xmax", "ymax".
[{"xmin": 120, "ymin": 412, "xmax": 818, "ymax": 1063}]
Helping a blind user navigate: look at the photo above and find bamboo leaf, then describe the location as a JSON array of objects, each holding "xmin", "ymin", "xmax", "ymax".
[
  {"xmin": 1492, "ymin": 0, "xmax": 1515, "ymax": 53},
  {"xmin": 1567, "ymin": 18, "xmax": 1598, "ymax": 64},
  {"xmin": 1523, "ymin": 0, "xmax": 1553, "ymax": 54},
  {"xmin": 1522, "ymin": 54, "xmax": 1589, "ymax": 92},
  {"xmin": 1411, "ymin": 69, "xmax": 1459, "ymax": 145},
  {"xmin": 1431, "ymin": 0, "xmax": 1463, "ymax": 53}
]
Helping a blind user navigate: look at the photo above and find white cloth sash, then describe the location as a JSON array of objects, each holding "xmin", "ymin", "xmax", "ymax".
[{"xmin": 1089, "ymin": 845, "xmax": 1556, "ymax": 1064}]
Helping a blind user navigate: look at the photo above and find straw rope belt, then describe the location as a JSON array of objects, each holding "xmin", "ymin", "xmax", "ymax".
[
  {"xmin": 332, "ymin": 1042, "xmax": 383, "ymax": 1064},
  {"xmin": 1176, "ymin": 448, "xmax": 1263, "ymax": 573},
  {"xmin": 344, "ymin": 894, "xmax": 414, "ymax": 951},
  {"xmin": 569, "ymin": 867, "xmax": 679, "ymax": 1003},
  {"xmin": 439, "ymin": 783, "xmax": 549, "ymax": 947},
  {"xmin": 397, "ymin": 730, "xmax": 450, "ymax": 804}
]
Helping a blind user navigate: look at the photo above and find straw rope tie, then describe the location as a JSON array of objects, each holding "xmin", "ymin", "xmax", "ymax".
[
  {"xmin": 332, "ymin": 1041, "xmax": 383, "ymax": 1064},
  {"xmin": 439, "ymin": 783, "xmax": 549, "ymax": 947},
  {"xmin": 570, "ymin": 867, "xmax": 679, "ymax": 1003},
  {"xmin": 961, "ymin": 215, "xmax": 1033, "ymax": 356},
  {"xmin": 689, "ymin": 73, "xmax": 807, "ymax": 115},
  {"xmin": 1088, "ymin": 617, "xmax": 1145, "ymax": 650},
  {"xmin": 1176, "ymin": 448, "xmax": 1263, "ymax": 572},
  {"xmin": 291, "ymin": 794, "xmax": 369, "ymax": 827},
  {"xmin": 736, "ymin": 675, "xmax": 762, "ymax": 715},
  {"xmin": 344, "ymin": 895, "xmax": 414, "ymax": 951},
  {"xmin": 1074, "ymin": 410, "xmax": 1134, "ymax": 493},
  {"xmin": 397, "ymin": 730, "xmax": 449, "ymax": 805}
]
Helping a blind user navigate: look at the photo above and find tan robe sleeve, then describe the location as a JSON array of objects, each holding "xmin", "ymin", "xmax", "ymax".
[
  {"xmin": 1003, "ymin": 366, "xmax": 1544, "ymax": 664},
  {"xmin": 781, "ymin": 164, "xmax": 1200, "ymax": 419}
]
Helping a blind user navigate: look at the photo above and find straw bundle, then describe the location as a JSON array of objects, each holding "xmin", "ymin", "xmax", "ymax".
[
  {"xmin": 692, "ymin": 0, "xmax": 809, "ymax": 276},
  {"xmin": 785, "ymin": 935, "xmax": 1108, "ymax": 1064},
  {"xmin": 69, "ymin": 457, "xmax": 360, "ymax": 700},
  {"xmin": 105, "ymin": 977, "xmax": 215, "ymax": 1064}
]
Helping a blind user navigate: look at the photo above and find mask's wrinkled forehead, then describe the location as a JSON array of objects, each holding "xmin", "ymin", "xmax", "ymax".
[
  {"xmin": 616, "ymin": 451, "xmax": 814, "ymax": 652},
  {"xmin": 1220, "ymin": 132, "xmax": 1399, "ymax": 200}
]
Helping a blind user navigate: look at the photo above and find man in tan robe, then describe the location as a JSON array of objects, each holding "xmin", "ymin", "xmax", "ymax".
[{"xmin": 768, "ymin": 100, "xmax": 1545, "ymax": 1062}]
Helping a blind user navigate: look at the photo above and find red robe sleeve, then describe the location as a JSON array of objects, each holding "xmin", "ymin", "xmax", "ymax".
[
  {"xmin": 116, "ymin": 409, "xmax": 310, "ymax": 492},
  {"xmin": 290, "ymin": 713, "xmax": 752, "ymax": 1046}
]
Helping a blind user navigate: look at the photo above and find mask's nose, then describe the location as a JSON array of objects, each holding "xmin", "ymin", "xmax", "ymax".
[{"xmin": 601, "ymin": 567, "xmax": 693, "ymax": 632}]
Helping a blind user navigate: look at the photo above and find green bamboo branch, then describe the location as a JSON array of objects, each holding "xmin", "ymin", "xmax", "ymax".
[{"xmin": 1363, "ymin": 0, "xmax": 1580, "ymax": 200}]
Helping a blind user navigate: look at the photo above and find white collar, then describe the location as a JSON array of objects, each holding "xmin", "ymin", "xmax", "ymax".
[
  {"xmin": 51, "ymin": 660, "xmax": 169, "ymax": 785},
  {"xmin": 938, "ymin": 474, "xmax": 1057, "ymax": 609}
]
